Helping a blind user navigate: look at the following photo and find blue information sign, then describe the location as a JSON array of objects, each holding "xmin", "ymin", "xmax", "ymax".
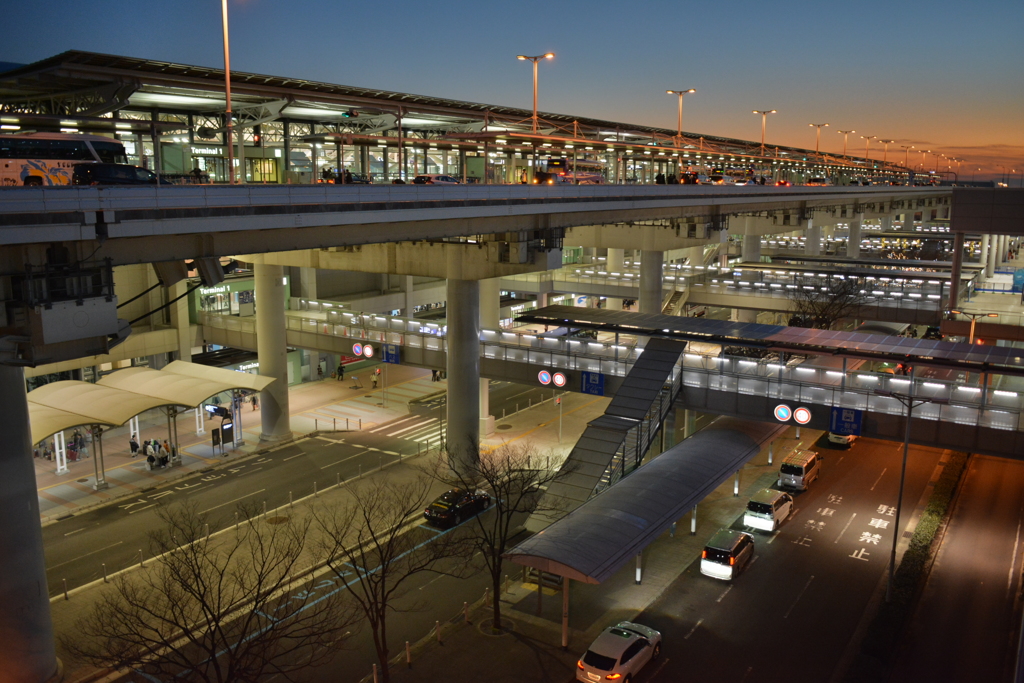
[
  {"xmin": 581, "ymin": 371, "xmax": 605, "ymax": 396},
  {"xmin": 830, "ymin": 407, "xmax": 863, "ymax": 436},
  {"xmin": 382, "ymin": 344, "xmax": 400, "ymax": 365}
]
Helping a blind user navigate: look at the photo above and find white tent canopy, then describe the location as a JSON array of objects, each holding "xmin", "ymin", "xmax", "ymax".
[{"xmin": 28, "ymin": 361, "xmax": 275, "ymax": 445}]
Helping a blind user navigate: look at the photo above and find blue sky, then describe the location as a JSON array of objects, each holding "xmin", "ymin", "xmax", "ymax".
[{"xmin": 3, "ymin": 0, "xmax": 1021, "ymax": 180}]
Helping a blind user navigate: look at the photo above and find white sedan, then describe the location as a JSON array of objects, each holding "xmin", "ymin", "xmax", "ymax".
[{"xmin": 577, "ymin": 621, "xmax": 662, "ymax": 682}]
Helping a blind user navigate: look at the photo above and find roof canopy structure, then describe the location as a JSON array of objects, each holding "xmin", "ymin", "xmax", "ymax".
[
  {"xmin": 516, "ymin": 306, "xmax": 1024, "ymax": 377},
  {"xmin": 506, "ymin": 418, "xmax": 785, "ymax": 584},
  {"xmin": 27, "ymin": 361, "xmax": 274, "ymax": 444}
]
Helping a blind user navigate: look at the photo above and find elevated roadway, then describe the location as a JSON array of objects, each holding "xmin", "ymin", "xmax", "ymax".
[{"xmin": 0, "ymin": 184, "xmax": 948, "ymax": 269}]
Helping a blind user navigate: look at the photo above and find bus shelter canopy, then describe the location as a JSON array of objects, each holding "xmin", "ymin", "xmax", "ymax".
[
  {"xmin": 505, "ymin": 418, "xmax": 785, "ymax": 585},
  {"xmin": 28, "ymin": 361, "xmax": 275, "ymax": 444}
]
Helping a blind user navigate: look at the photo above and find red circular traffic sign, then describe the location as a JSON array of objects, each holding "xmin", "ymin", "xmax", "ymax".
[
  {"xmin": 363, "ymin": 344, "xmax": 374, "ymax": 358},
  {"xmin": 552, "ymin": 372, "xmax": 567, "ymax": 388},
  {"xmin": 793, "ymin": 407, "xmax": 812, "ymax": 424},
  {"xmin": 774, "ymin": 404, "xmax": 792, "ymax": 422}
]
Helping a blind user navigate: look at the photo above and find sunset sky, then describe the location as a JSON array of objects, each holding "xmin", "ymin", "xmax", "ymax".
[{"xmin": 3, "ymin": 0, "xmax": 1021, "ymax": 182}]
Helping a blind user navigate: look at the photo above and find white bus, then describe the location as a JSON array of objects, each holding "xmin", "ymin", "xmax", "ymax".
[{"xmin": 0, "ymin": 133, "xmax": 128, "ymax": 186}]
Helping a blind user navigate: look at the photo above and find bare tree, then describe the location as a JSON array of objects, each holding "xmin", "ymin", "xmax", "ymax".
[
  {"xmin": 314, "ymin": 475, "xmax": 468, "ymax": 683},
  {"xmin": 433, "ymin": 441, "xmax": 573, "ymax": 632},
  {"xmin": 64, "ymin": 501, "xmax": 357, "ymax": 683},
  {"xmin": 788, "ymin": 276, "xmax": 872, "ymax": 330}
]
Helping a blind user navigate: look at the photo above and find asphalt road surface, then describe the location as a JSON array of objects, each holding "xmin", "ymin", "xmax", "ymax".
[
  {"xmin": 42, "ymin": 381, "xmax": 549, "ymax": 597},
  {"xmin": 890, "ymin": 454, "xmax": 1024, "ymax": 682},
  {"xmin": 632, "ymin": 437, "xmax": 945, "ymax": 682}
]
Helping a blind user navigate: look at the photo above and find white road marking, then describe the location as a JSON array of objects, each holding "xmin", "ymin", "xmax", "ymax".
[
  {"xmin": 49, "ymin": 541, "xmax": 124, "ymax": 570},
  {"xmin": 282, "ymin": 452, "xmax": 305, "ymax": 461},
  {"xmin": 369, "ymin": 415, "xmax": 418, "ymax": 433},
  {"xmin": 1008, "ymin": 519, "xmax": 1022, "ymax": 597},
  {"xmin": 834, "ymin": 513, "xmax": 857, "ymax": 544},
  {"xmin": 320, "ymin": 450, "xmax": 370, "ymax": 469},
  {"xmin": 870, "ymin": 468, "xmax": 887, "ymax": 491},
  {"xmin": 784, "ymin": 575, "xmax": 815, "ymax": 618},
  {"xmin": 63, "ymin": 527, "xmax": 87, "ymax": 537},
  {"xmin": 683, "ymin": 618, "xmax": 703, "ymax": 639},
  {"xmin": 128, "ymin": 504, "xmax": 157, "ymax": 515},
  {"xmin": 716, "ymin": 586, "xmax": 732, "ymax": 603},
  {"xmin": 200, "ymin": 489, "xmax": 266, "ymax": 514}
]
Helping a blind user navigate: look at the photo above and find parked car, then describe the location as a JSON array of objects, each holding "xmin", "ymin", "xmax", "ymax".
[
  {"xmin": 743, "ymin": 488, "xmax": 794, "ymax": 532},
  {"xmin": 422, "ymin": 488, "xmax": 489, "ymax": 528},
  {"xmin": 923, "ymin": 325, "xmax": 943, "ymax": 340},
  {"xmin": 72, "ymin": 163, "xmax": 173, "ymax": 186},
  {"xmin": 775, "ymin": 179, "xmax": 792, "ymax": 187},
  {"xmin": 413, "ymin": 174, "xmax": 460, "ymax": 185},
  {"xmin": 700, "ymin": 529, "xmax": 755, "ymax": 580},
  {"xmin": 827, "ymin": 432, "xmax": 857, "ymax": 447},
  {"xmin": 576, "ymin": 621, "xmax": 661, "ymax": 683},
  {"xmin": 805, "ymin": 177, "xmax": 833, "ymax": 186}
]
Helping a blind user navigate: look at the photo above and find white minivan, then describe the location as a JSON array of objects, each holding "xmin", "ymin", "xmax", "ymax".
[
  {"xmin": 827, "ymin": 431, "xmax": 857, "ymax": 446},
  {"xmin": 743, "ymin": 488, "xmax": 795, "ymax": 532},
  {"xmin": 700, "ymin": 529, "xmax": 755, "ymax": 580},
  {"xmin": 778, "ymin": 450, "xmax": 821, "ymax": 491}
]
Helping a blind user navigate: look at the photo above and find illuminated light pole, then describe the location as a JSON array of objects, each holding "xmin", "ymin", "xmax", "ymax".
[
  {"xmin": 517, "ymin": 52, "xmax": 555, "ymax": 134},
  {"xmin": 666, "ymin": 89, "xmax": 696, "ymax": 146},
  {"xmin": 899, "ymin": 144, "xmax": 914, "ymax": 168},
  {"xmin": 860, "ymin": 135, "xmax": 876, "ymax": 162},
  {"xmin": 837, "ymin": 130, "xmax": 855, "ymax": 158},
  {"xmin": 950, "ymin": 310, "xmax": 999, "ymax": 343},
  {"xmin": 920, "ymin": 149, "xmax": 930, "ymax": 172},
  {"xmin": 875, "ymin": 389, "xmax": 948, "ymax": 603},
  {"xmin": 221, "ymin": 0, "xmax": 235, "ymax": 184},
  {"xmin": 879, "ymin": 140, "xmax": 895, "ymax": 169},
  {"xmin": 753, "ymin": 109, "xmax": 776, "ymax": 156},
  {"xmin": 809, "ymin": 123, "xmax": 829, "ymax": 154}
]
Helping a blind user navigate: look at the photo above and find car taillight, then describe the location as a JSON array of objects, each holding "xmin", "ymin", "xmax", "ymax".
[
  {"xmin": 730, "ymin": 556, "xmax": 736, "ymax": 566},
  {"xmin": 701, "ymin": 550, "xmax": 707, "ymax": 559},
  {"xmin": 606, "ymin": 674, "xmax": 622, "ymax": 680},
  {"xmin": 577, "ymin": 660, "xmax": 585, "ymax": 670}
]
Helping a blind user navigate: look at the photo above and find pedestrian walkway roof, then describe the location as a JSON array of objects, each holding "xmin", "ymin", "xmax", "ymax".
[
  {"xmin": 506, "ymin": 418, "xmax": 785, "ymax": 584},
  {"xmin": 27, "ymin": 361, "xmax": 274, "ymax": 444},
  {"xmin": 517, "ymin": 306, "xmax": 1024, "ymax": 377}
]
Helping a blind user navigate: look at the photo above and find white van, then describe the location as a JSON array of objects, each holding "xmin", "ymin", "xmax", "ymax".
[
  {"xmin": 700, "ymin": 529, "xmax": 755, "ymax": 581},
  {"xmin": 743, "ymin": 488, "xmax": 795, "ymax": 532},
  {"xmin": 778, "ymin": 450, "xmax": 821, "ymax": 491},
  {"xmin": 827, "ymin": 432, "xmax": 857, "ymax": 446}
]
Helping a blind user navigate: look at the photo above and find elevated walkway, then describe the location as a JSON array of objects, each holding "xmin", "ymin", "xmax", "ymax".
[{"xmin": 525, "ymin": 338, "xmax": 685, "ymax": 533}]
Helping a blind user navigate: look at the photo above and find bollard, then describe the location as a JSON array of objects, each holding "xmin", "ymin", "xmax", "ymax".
[
  {"xmin": 504, "ymin": 574, "xmax": 509, "ymax": 594},
  {"xmin": 289, "ymin": 491, "xmax": 293, "ymax": 508},
  {"xmin": 502, "ymin": 408, "xmax": 506, "ymax": 419},
  {"xmin": 334, "ymin": 418, "xmax": 337, "ymax": 430},
  {"xmin": 315, "ymin": 418, "xmax": 318, "ymax": 431},
  {"xmin": 314, "ymin": 481, "xmax": 318, "ymax": 498},
  {"xmin": 139, "ymin": 549, "xmax": 145, "ymax": 568},
  {"xmin": 204, "ymin": 523, "xmax": 210, "ymax": 541},
  {"xmin": 359, "ymin": 464, "xmax": 362, "ymax": 478},
  {"xmin": 63, "ymin": 579, "xmax": 68, "ymax": 600},
  {"xmin": 347, "ymin": 418, "xmax": 350, "ymax": 430},
  {"xmin": 372, "ymin": 663, "xmax": 378, "ymax": 683},
  {"xmin": 464, "ymin": 601, "xmax": 469, "ymax": 624},
  {"xmin": 359, "ymin": 418, "xmax": 362, "ymax": 429},
  {"xmin": 102, "ymin": 563, "xmax": 107, "ymax": 583},
  {"xmin": 379, "ymin": 455, "xmax": 383, "ymax": 471},
  {"xmin": 234, "ymin": 511, "xmax": 239, "ymax": 528},
  {"xmin": 483, "ymin": 587, "xmax": 489, "ymax": 607},
  {"xmin": 436, "ymin": 620, "xmax": 442, "ymax": 645},
  {"xmin": 690, "ymin": 505, "xmax": 697, "ymax": 535},
  {"xmin": 336, "ymin": 472, "xmax": 341, "ymax": 487},
  {"xmin": 406, "ymin": 640, "xmax": 411, "ymax": 669},
  {"xmin": 670, "ymin": 521, "xmax": 676, "ymax": 538}
]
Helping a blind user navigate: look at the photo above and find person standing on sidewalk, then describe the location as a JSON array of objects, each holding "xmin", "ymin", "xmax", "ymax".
[
  {"xmin": 129, "ymin": 434, "xmax": 139, "ymax": 457},
  {"xmin": 251, "ymin": 393, "xmax": 259, "ymax": 411},
  {"xmin": 371, "ymin": 369, "xmax": 379, "ymax": 389},
  {"xmin": 337, "ymin": 363, "xmax": 345, "ymax": 381},
  {"xmin": 317, "ymin": 364, "xmax": 324, "ymax": 381}
]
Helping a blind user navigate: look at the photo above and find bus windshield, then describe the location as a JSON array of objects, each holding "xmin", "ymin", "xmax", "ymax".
[{"xmin": 91, "ymin": 141, "xmax": 128, "ymax": 164}]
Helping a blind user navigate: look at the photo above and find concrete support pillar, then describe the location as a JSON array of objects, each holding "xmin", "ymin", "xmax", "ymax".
[
  {"xmin": 169, "ymin": 280, "xmax": 192, "ymax": 362},
  {"xmin": 902, "ymin": 211, "xmax": 913, "ymax": 231},
  {"xmin": 979, "ymin": 234, "xmax": 990, "ymax": 280},
  {"xmin": 478, "ymin": 278, "xmax": 501, "ymax": 438},
  {"xmin": 684, "ymin": 246, "xmax": 704, "ymax": 267},
  {"xmin": 999, "ymin": 235, "xmax": 1008, "ymax": 266},
  {"xmin": 805, "ymin": 220, "xmax": 821, "ymax": 256},
  {"xmin": 537, "ymin": 291, "xmax": 549, "ymax": 309},
  {"xmin": 987, "ymin": 234, "xmax": 998, "ymax": 278},
  {"xmin": 606, "ymin": 248, "xmax": 624, "ymax": 311},
  {"xmin": 719, "ymin": 227, "xmax": 730, "ymax": 268},
  {"xmin": 296, "ymin": 267, "xmax": 317, "ymax": 300},
  {"xmin": 920, "ymin": 208, "xmax": 931, "ymax": 230},
  {"xmin": 880, "ymin": 215, "xmax": 893, "ymax": 231},
  {"xmin": 735, "ymin": 309, "xmax": 757, "ymax": 323},
  {"xmin": 402, "ymin": 275, "xmax": 415, "ymax": 317},
  {"xmin": 445, "ymin": 279, "xmax": 480, "ymax": 475},
  {"xmin": 847, "ymin": 214, "xmax": 863, "ymax": 258},
  {"xmin": 0, "ymin": 365, "xmax": 58, "ymax": 683},
  {"xmin": 947, "ymin": 232, "xmax": 965, "ymax": 312},
  {"xmin": 255, "ymin": 263, "xmax": 292, "ymax": 442},
  {"xmin": 639, "ymin": 250, "xmax": 664, "ymax": 314},
  {"xmin": 741, "ymin": 234, "xmax": 761, "ymax": 263}
]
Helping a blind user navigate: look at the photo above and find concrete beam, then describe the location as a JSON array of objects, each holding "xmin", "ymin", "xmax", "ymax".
[{"xmin": 244, "ymin": 241, "xmax": 562, "ymax": 280}]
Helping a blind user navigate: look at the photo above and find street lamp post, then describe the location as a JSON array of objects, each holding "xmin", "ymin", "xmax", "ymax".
[
  {"xmin": 899, "ymin": 144, "xmax": 914, "ymax": 169},
  {"xmin": 879, "ymin": 140, "xmax": 895, "ymax": 169},
  {"xmin": 753, "ymin": 110, "xmax": 776, "ymax": 156},
  {"xmin": 876, "ymin": 388, "xmax": 948, "ymax": 603},
  {"xmin": 666, "ymin": 89, "xmax": 696, "ymax": 146},
  {"xmin": 837, "ymin": 130, "xmax": 855, "ymax": 158},
  {"xmin": 949, "ymin": 310, "xmax": 999, "ymax": 343},
  {"xmin": 517, "ymin": 53, "xmax": 555, "ymax": 134},
  {"xmin": 861, "ymin": 135, "xmax": 876, "ymax": 163},
  {"xmin": 221, "ymin": 0, "xmax": 235, "ymax": 184},
  {"xmin": 809, "ymin": 123, "xmax": 829, "ymax": 154},
  {"xmin": 919, "ymin": 150, "xmax": 930, "ymax": 172}
]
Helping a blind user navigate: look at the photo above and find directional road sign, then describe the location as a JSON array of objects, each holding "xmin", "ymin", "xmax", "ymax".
[
  {"xmin": 829, "ymin": 407, "xmax": 863, "ymax": 436},
  {"xmin": 581, "ymin": 371, "xmax": 605, "ymax": 396},
  {"xmin": 382, "ymin": 344, "xmax": 400, "ymax": 364}
]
